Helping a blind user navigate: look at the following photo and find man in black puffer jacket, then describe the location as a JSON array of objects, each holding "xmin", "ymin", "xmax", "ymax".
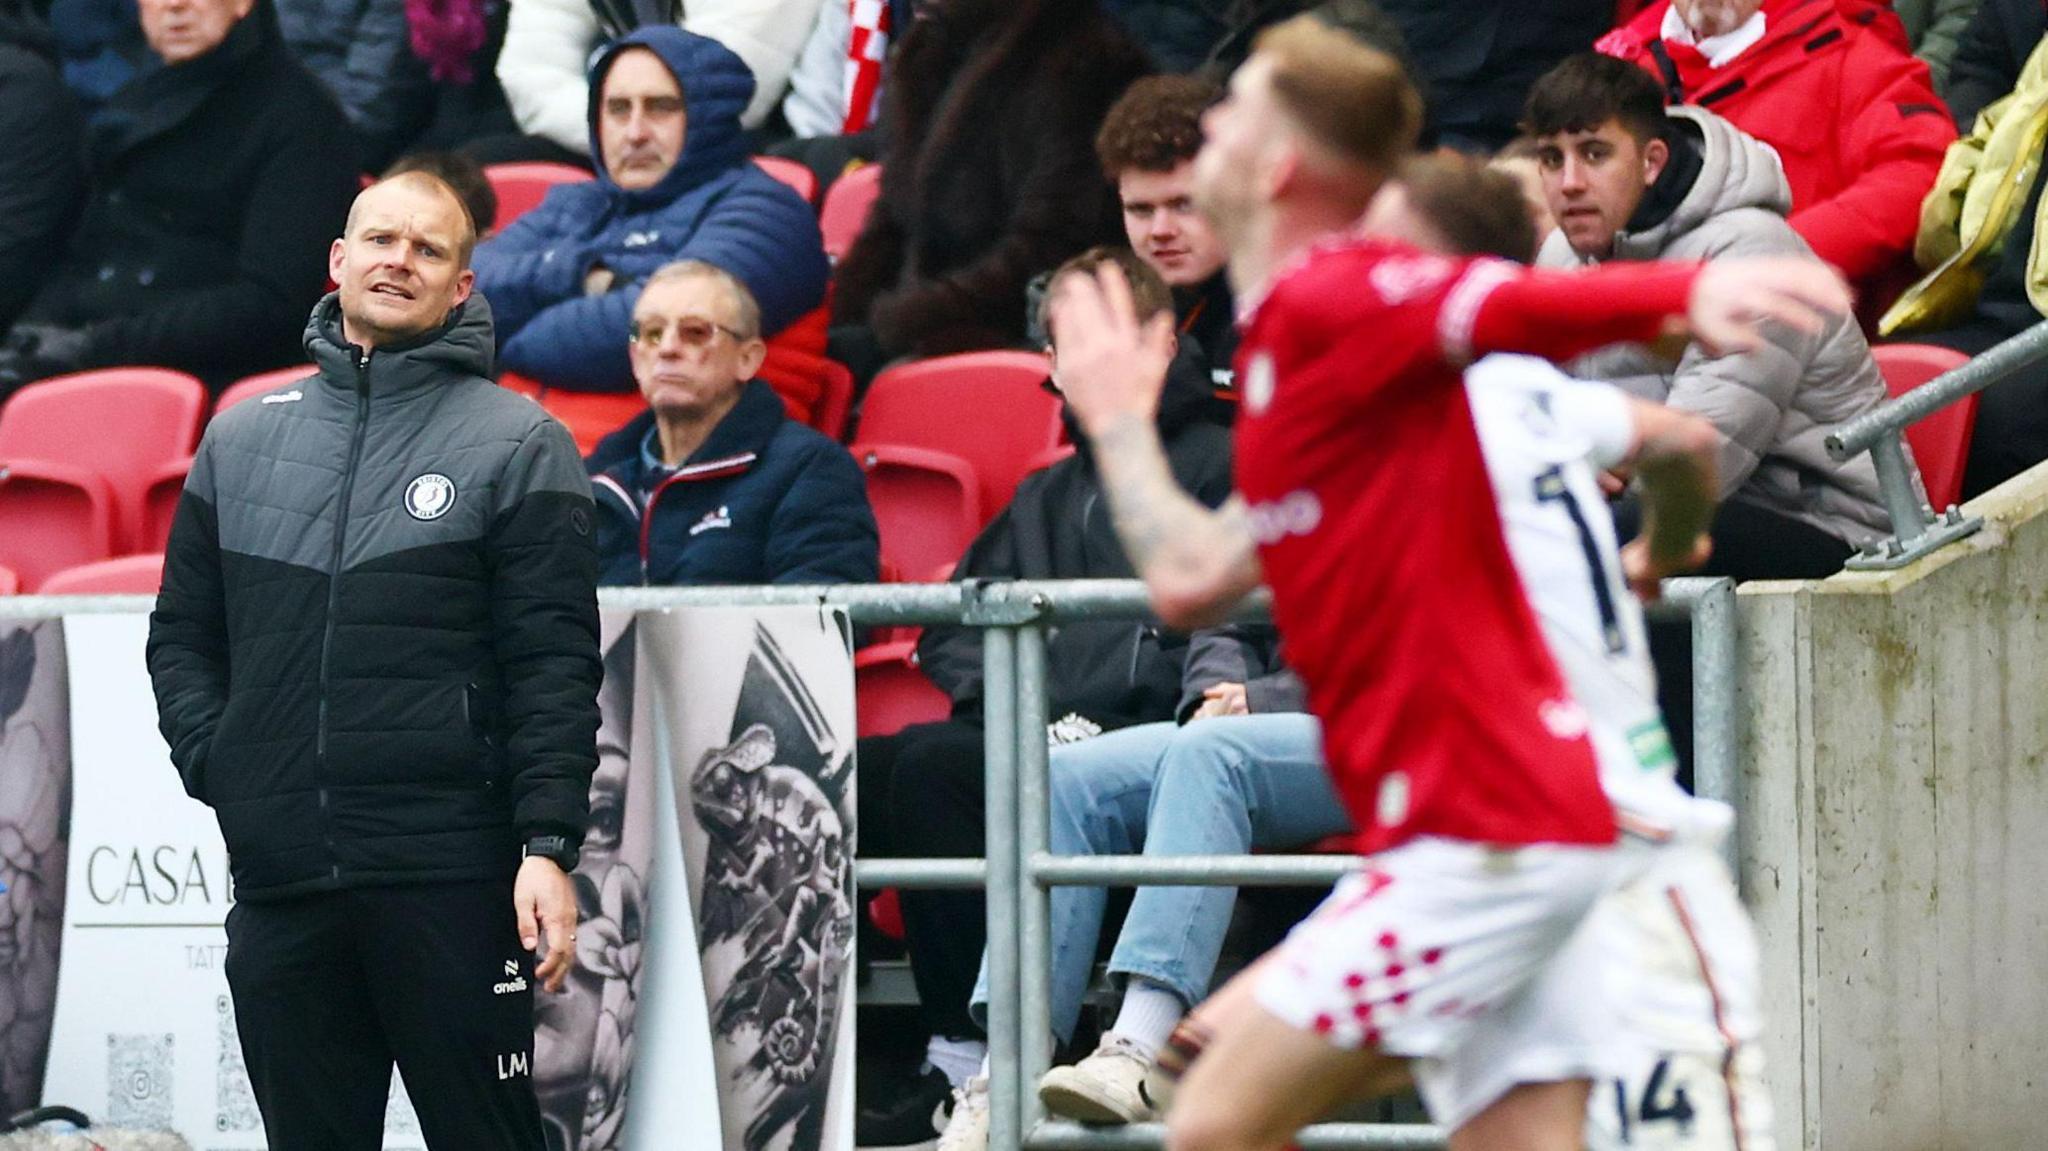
[
  {"xmin": 147, "ymin": 172, "xmax": 599, "ymax": 1151},
  {"xmin": 0, "ymin": 0, "xmax": 357, "ymax": 395},
  {"xmin": 852, "ymin": 248, "xmax": 1234, "ymax": 1148}
]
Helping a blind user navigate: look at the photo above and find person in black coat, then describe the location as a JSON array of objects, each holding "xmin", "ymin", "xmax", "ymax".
[
  {"xmin": 828, "ymin": 0, "xmax": 1150, "ymax": 379},
  {"xmin": 0, "ymin": 0, "xmax": 358, "ymax": 395},
  {"xmin": 0, "ymin": 0, "xmax": 83, "ymax": 336},
  {"xmin": 1944, "ymin": 0, "xmax": 2042, "ymax": 128},
  {"xmin": 850, "ymin": 248, "xmax": 1234, "ymax": 1146}
]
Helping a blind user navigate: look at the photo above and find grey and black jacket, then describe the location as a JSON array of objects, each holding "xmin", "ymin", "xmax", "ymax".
[{"xmin": 147, "ymin": 294, "xmax": 602, "ymax": 901}]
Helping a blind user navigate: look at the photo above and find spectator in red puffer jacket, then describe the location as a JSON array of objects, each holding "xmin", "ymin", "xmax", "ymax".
[{"xmin": 1596, "ymin": 0, "xmax": 1955, "ymax": 311}]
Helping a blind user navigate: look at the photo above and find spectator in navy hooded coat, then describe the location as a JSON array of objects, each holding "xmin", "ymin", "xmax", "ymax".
[{"xmin": 472, "ymin": 26, "xmax": 828, "ymax": 393}]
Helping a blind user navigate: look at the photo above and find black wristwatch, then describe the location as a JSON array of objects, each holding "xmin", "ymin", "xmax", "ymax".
[{"xmin": 523, "ymin": 834, "xmax": 579, "ymax": 871}]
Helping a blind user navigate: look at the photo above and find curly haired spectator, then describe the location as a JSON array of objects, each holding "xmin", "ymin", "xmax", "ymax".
[{"xmin": 1095, "ymin": 73, "xmax": 1235, "ymax": 392}]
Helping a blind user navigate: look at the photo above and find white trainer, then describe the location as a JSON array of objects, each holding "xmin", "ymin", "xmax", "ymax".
[
  {"xmin": 935, "ymin": 1075, "xmax": 991, "ymax": 1151},
  {"xmin": 1037, "ymin": 1034, "xmax": 1157, "ymax": 1124}
]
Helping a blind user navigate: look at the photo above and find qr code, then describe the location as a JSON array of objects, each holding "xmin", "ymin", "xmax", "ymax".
[
  {"xmin": 106, "ymin": 1032, "xmax": 174, "ymax": 1130},
  {"xmin": 216, "ymin": 995, "xmax": 259, "ymax": 1132}
]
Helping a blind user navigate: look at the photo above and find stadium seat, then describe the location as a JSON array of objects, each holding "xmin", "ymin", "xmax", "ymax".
[
  {"xmin": 39, "ymin": 553, "xmax": 165, "ymax": 595},
  {"xmin": 853, "ymin": 443, "xmax": 983, "ymax": 584},
  {"xmin": 0, "ymin": 564, "xmax": 17, "ymax": 595},
  {"xmin": 0, "ymin": 367, "xmax": 207, "ymax": 554},
  {"xmin": 753, "ymin": 155, "xmax": 819, "ymax": 204},
  {"xmin": 1872, "ymin": 344, "xmax": 1978, "ymax": 511},
  {"xmin": 0, "ymin": 460, "xmax": 115, "ymax": 590},
  {"xmin": 217, "ymin": 366, "xmax": 315, "ymax": 414},
  {"xmin": 537, "ymin": 389, "xmax": 643, "ymax": 456},
  {"xmin": 858, "ymin": 351, "xmax": 1064, "ymax": 520},
  {"xmin": 484, "ymin": 162, "xmax": 592, "ymax": 229},
  {"xmin": 819, "ymin": 163, "xmax": 882, "ymax": 263},
  {"xmin": 854, "ymin": 639, "xmax": 952, "ymax": 739}
]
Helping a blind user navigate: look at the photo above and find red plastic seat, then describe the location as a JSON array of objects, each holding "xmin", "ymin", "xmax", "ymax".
[
  {"xmin": 854, "ymin": 639, "xmax": 952, "ymax": 739},
  {"xmin": 39, "ymin": 552, "xmax": 165, "ymax": 595},
  {"xmin": 753, "ymin": 155, "xmax": 819, "ymax": 204},
  {"xmin": 484, "ymin": 162, "xmax": 592, "ymax": 229},
  {"xmin": 217, "ymin": 366, "xmax": 315, "ymax": 414},
  {"xmin": 0, "ymin": 367, "xmax": 207, "ymax": 554},
  {"xmin": 0, "ymin": 460, "xmax": 115, "ymax": 590},
  {"xmin": 858, "ymin": 351, "xmax": 1063, "ymax": 520},
  {"xmin": 819, "ymin": 163, "xmax": 882, "ymax": 263},
  {"xmin": 1871, "ymin": 343, "xmax": 1979, "ymax": 511},
  {"xmin": 538, "ymin": 389, "xmax": 643, "ymax": 456},
  {"xmin": 853, "ymin": 443, "xmax": 983, "ymax": 584}
]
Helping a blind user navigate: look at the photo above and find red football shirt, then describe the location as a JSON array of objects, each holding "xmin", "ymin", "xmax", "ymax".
[{"xmin": 1232, "ymin": 238, "xmax": 1697, "ymax": 853}]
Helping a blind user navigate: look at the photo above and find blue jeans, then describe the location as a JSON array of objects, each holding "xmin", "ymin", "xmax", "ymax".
[{"xmin": 967, "ymin": 714, "xmax": 1349, "ymax": 1043}]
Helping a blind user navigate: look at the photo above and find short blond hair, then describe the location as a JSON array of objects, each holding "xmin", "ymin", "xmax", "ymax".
[{"xmin": 1255, "ymin": 15, "xmax": 1422, "ymax": 176}]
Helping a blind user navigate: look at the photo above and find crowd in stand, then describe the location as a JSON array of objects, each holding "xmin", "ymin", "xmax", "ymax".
[{"xmin": 7, "ymin": 0, "xmax": 2048, "ymax": 1144}]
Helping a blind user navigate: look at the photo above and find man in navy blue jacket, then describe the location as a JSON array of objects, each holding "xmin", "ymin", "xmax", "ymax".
[
  {"xmin": 586, "ymin": 259, "xmax": 877, "ymax": 586},
  {"xmin": 472, "ymin": 26, "xmax": 828, "ymax": 393}
]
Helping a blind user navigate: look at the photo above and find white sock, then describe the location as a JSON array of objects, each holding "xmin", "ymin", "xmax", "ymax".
[
  {"xmin": 928, "ymin": 1036, "xmax": 988, "ymax": 1088},
  {"xmin": 1109, "ymin": 979, "xmax": 1187, "ymax": 1058}
]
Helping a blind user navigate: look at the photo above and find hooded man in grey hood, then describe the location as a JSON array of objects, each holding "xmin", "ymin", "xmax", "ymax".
[{"xmin": 1527, "ymin": 51, "xmax": 1905, "ymax": 579}]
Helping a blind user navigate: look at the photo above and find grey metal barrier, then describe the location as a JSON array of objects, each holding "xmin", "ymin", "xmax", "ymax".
[
  {"xmin": 1826, "ymin": 319, "xmax": 2048, "ymax": 570},
  {"xmin": 0, "ymin": 576, "xmax": 1740, "ymax": 1151}
]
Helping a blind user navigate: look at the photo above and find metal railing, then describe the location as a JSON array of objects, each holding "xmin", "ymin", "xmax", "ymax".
[
  {"xmin": 626, "ymin": 577, "xmax": 1738, "ymax": 1151},
  {"xmin": 1826, "ymin": 320, "xmax": 2048, "ymax": 569},
  {"xmin": 0, "ymin": 577, "xmax": 1741, "ymax": 1151}
]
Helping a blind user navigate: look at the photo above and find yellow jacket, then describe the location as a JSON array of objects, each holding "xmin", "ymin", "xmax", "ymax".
[{"xmin": 1881, "ymin": 35, "xmax": 2048, "ymax": 337}]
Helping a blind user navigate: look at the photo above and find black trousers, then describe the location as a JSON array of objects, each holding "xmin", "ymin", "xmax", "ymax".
[
  {"xmin": 858, "ymin": 720, "xmax": 991, "ymax": 1041},
  {"xmin": 224, "ymin": 880, "xmax": 546, "ymax": 1151}
]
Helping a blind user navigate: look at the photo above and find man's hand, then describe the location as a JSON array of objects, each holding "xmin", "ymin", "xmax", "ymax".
[
  {"xmin": 1620, "ymin": 532, "xmax": 1713, "ymax": 603},
  {"xmin": 1191, "ymin": 682, "xmax": 1250, "ymax": 721},
  {"xmin": 584, "ymin": 265, "xmax": 617, "ymax": 296},
  {"xmin": 1685, "ymin": 258, "xmax": 1852, "ymax": 356},
  {"xmin": 1046, "ymin": 264, "xmax": 1176, "ymax": 438},
  {"xmin": 514, "ymin": 855, "xmax": 578, "ymax": 992}
]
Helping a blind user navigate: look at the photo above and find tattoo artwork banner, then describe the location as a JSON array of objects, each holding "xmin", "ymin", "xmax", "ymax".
[
  {"xmin": 625, "ymin": 606, "xmax": 858, "ymax": 1151},
  {"xmin": 536, "ymin": 610, "xmax": 654, "ymax": 1151}
]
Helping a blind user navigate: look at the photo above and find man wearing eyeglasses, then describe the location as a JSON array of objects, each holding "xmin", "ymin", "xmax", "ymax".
[{"xmin": 583, "ymin": 259, "xmax": 878, "ymax": 587}]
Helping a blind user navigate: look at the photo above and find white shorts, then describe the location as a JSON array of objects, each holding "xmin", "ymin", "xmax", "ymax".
[
  {"xmin": 1252, "ymin": 835, "xmax": 1640, "ymax": 1128},
  {"xmin": 1585, "ymin": 844, "xmax": 1776, "ymax": 1151}
]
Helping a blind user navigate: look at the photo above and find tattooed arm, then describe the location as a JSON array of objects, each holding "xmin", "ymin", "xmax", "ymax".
[{"xmin": 1049, "ymin": 266, "xmax": 1263, "ymax": 629}]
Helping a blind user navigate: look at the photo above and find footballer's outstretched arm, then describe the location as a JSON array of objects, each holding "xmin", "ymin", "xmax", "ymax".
[
  {"xmin": 1455, "ymin": 257, "xmax": 1853, "ymax": 366},
  {"xmin": 1619, "ymin": 397, "xmax": 1720, "ymax": 601},
  {"xmin": 1048, "ymin": 266, "xmax": 1263, "ymax": 629}
]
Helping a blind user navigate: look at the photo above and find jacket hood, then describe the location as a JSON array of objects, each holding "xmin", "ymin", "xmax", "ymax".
[
  {"xmin": 1615, "ymin": 106, "xmax": 1791, "ymax": 259},
  {"xmin": 585, "ymin": 27, "xmax": 754, "ymax": 204},
  {"xmin": 304, "ymin": 292, "xmax": 498, "ymax": 390}
]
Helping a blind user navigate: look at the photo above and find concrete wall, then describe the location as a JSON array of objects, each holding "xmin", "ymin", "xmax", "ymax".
[{"xmin": 1739, "ymin": 462, "xmax": 2048, "ymax": 1151}]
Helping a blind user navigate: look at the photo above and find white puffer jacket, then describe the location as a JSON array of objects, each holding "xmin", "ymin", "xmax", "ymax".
[{"xmin": 1539, "ymin": 106, "xmax": 1909, "ymax": 547}]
